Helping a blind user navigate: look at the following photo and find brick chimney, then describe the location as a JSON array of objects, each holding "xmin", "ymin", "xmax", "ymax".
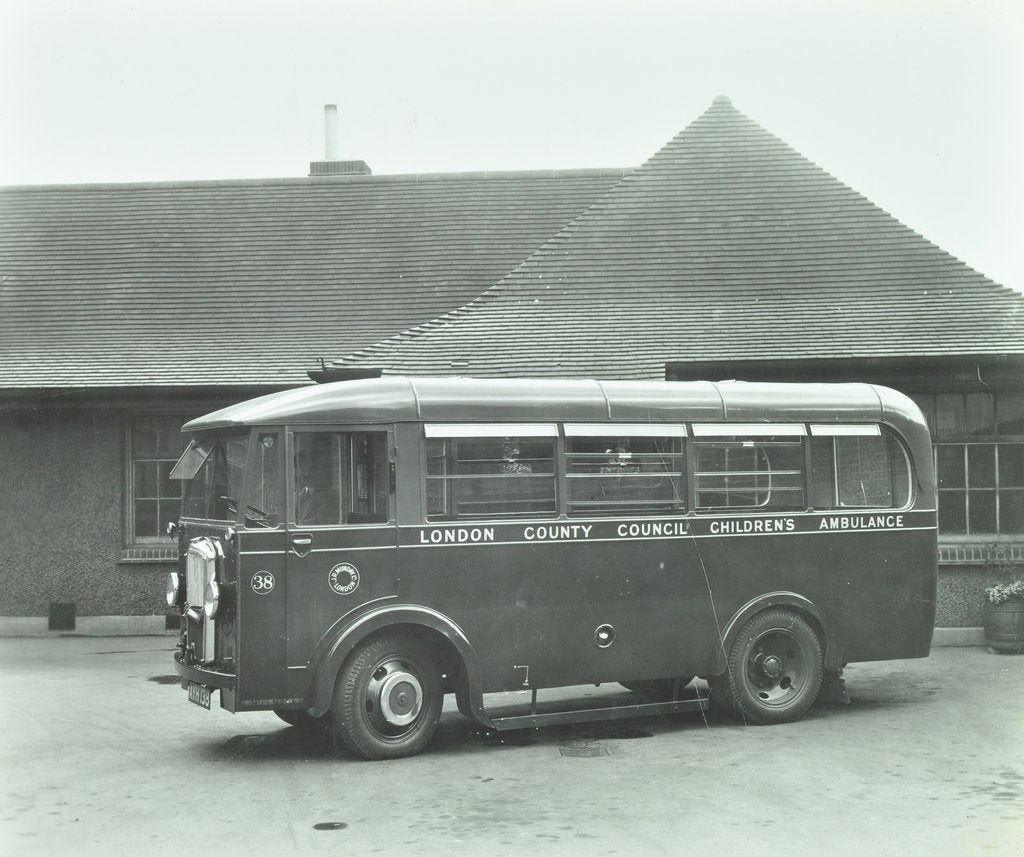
[{"xmin": 309, "ymin": 104, "xmax": 371, "ymax": 176}]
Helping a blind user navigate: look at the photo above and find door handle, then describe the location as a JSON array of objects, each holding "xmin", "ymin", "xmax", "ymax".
[{"xmin": 291, "ymin": 533, "xmax": 313, "ymax": 557}]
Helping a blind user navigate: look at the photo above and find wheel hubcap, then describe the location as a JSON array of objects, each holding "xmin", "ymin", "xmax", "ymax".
[
  {"xmin": 746, "ymin": 631, "xmax": 806, "ymax": 706},
  {"xmin": 755, "ymin": 653, "xmax": 784, "ymax": 681},
  {"xmin": 363, "ymin": 658, "xmax": 425, "ymax": 737},
  {"xmin": 378, "ymin": 670, "xmax": 423, "ymax": 726}
]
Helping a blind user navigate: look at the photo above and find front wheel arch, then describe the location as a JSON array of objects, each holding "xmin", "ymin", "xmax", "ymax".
[{"xmin": 308, "ymin": 606, "xmax": 488, "ymax": 725}]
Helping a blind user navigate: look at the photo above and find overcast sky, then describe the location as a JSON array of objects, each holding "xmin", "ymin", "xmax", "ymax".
[{"xmin": 1, "ymin": 0, "xmax": 1021, "ymax": 292}]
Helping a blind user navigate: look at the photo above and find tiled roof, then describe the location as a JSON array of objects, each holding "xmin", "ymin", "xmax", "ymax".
[
  {"xmin": 334, "ymin": 97, "xmax": 1024, "ymax": 379},
  {"xmin": 0, "ymin": 170, "xmax": 625, "ymax": 388}
]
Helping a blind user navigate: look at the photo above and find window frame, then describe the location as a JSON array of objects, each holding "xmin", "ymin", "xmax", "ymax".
[
  {"xmin": 911, "ymin": 391, "xmax": 1024, "ymax": 539},
  {"xmin": 423, "ymin": 431, "xmax": 559, "ymax": 522},
  {"xmin": 934, "ymin": 441, "xmax": 1024, "ymax": 537},
  {"xmin": 691, "ymin": 436, "xmax": 807, "ymax": 513},
  {"xmin": 808, "ymin": 426, "xmax": 913, "ymax": 512},
  {"xmin": 124, "ymin": 413, "xmax": 192, "ymax": 546},
  {"xmin": 177, "ymin": 430, "xmax": 252, "ymax": 525},
  {"xmin": 563, "ymin": 425, "xmax": 687, "ymax": 518},
  {"xmin": 239, "ymin": 428, "xmax": 285, "ymax": 530},
  {"xmin": 287, "ymin": 426, "xmax": 394, "ymax": 528}
]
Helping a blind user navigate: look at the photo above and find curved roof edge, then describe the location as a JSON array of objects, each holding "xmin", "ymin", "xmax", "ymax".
[{"xmin": 184, "ymin": 376, "xmax": 901, "ymax": 432}]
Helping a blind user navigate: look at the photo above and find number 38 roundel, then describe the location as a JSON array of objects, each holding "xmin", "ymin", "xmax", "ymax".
[{"xmin": 250, "ymin": 570, "xmax": 275, "ymax": 595}]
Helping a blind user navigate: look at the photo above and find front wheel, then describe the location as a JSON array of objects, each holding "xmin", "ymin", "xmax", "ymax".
[
  {"xmin": 331, "ymin": 635, "xmax": 443, "ymax": 760},
  {"xmin": 274, "ymin": 710, "xmax": 327, "ymax": 731},
  {"xmin": 709, "ymin": 609, "xmax": 823, "ymax": 725}
]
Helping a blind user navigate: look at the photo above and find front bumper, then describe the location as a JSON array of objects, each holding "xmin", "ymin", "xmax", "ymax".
[{"xmin": 173, "ymin": 650, "xmax": 236, "ymax": 692}]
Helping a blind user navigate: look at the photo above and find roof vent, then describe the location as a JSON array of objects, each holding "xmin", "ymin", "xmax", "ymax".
[
  {"xmin": 309, "ymin": 104, "xmax": 372, "ymax": 176},
  {"xmin": 307, "ymin": 365, "xmax": 383, "ymax": 384}
]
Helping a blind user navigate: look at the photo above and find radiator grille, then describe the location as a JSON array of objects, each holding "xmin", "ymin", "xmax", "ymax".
[
  {"xmin": 184, "ymin": 537, "xmax": 220, "ymax": 663},
  {"xmin": 186, "ymin": 541, "xmax": 215, "ymax": 608}
]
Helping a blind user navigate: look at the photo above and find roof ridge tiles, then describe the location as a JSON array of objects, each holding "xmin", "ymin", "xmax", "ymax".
[{"xmin": 0, "ymin": 167, "xmax": 633, "ymax": 195}]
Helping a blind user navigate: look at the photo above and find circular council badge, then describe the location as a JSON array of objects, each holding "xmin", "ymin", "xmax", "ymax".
[{"xmin": 328, "ymin": 562, "xmax": 360, "ymax": 595}]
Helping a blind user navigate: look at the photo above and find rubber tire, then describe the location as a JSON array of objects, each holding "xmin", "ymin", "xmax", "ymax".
[
  {"xmin": 709, "ymin": 609, "xmax": 823, "ymax": 725},
  {"xmin": 620, "ymin": 677, "xmax": 693, "ymax": 701},
  {"xmin": 274, "ymin": 710, "xmax": 326, "ymax": 731},
  {"xmin": 331, "ymin": 635, "xmax": 443, "ymax": 760}
]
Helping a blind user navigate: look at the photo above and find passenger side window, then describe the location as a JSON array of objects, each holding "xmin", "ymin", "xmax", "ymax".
[
  {"xmin": 565, "ymin": 429, "xmax": 685, "ymax": 516},
  {"xmin": 426, "ymin": 434, "xmax": 556, "ymax": 520},
  {"xmin": 694, "ymin": 432, "xmax": 805, "ymax": 512},
  {"xmin": 293, "ymin": 432, "xmax": 389, "ymax": 526},
  {"xmin": 810, "ymin": 426, "xmax": 910, "ymax": 509}
]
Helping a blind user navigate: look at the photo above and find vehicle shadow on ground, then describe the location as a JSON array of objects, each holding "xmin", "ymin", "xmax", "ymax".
[
  {"xmin": 435, "ymin": 703, "xmax": 743, "ymax": 754},
  {"xmin": 206, "ymin": 729, "xmax": 339, "ymax": 763},
  {"xmin": 840, "ymin": 673, "xmax": 944, "ymax": 708},
  {"xmin": 199, "ymin": 709, "xmax": 727, "ymax": 764},
  {"xmin": 193, "ymin": 676, "xmax": 940, "ymax": 765}
]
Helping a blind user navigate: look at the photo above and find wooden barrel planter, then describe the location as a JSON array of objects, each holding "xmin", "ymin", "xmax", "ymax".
[{"xmin": 983, "ymin": 598, "xmax": 1024, "ymax": 653}]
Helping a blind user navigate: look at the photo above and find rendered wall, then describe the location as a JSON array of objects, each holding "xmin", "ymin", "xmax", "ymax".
[
  {"xmin": 0, "ymin": 406, "xmax": 171, "ymax": 617},
  {"xmin": 937, "ymin": 563, "xmax": 1024, "ymax": 627}
]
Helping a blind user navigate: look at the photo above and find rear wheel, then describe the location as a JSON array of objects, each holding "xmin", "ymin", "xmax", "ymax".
[
  {"xmin": 620, "ymin": 677, "xmax": 693, "ymax": 701},
  {"xmin": 709, "ymin": 609, "xmax": 823, "ymax": 724},
  {"xmin": 331, "ymin": 635, "xmax": 443, "ymax": 760}
]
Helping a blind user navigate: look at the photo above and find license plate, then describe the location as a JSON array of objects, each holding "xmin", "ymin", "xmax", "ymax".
[{"xmin": 187, "ymin": 681, "xmax": 212, "ymax": 710}]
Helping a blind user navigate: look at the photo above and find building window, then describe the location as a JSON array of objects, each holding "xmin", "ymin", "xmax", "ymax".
[
  {"xmin": 129, "ymin": 415, "xmax": 188, "ymax": 543},
  {"xmin": 911, "ymin": 392, "xmax": 1024, "ymax": 537}
]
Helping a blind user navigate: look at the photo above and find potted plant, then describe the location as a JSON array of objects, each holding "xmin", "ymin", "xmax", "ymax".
[{"xmin": 983, "ymin": 578, "xmax": 1024, "ymax": 653}]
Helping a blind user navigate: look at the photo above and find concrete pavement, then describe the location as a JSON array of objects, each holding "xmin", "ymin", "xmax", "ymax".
[{"xmin": 1, "ymin": 637, "xmax": 1021, "ymax": 857}]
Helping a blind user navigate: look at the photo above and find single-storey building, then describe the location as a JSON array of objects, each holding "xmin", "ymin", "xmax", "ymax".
[
  {"xmin": 1, "ymin": 96, "xmax": 1021, "ymax": 637},
  {"xmin": 0, "ymin": 161, "xmax": 624, "ymax": 633}
]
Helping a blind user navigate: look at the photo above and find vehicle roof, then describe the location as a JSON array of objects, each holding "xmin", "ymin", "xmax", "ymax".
[{"xmin": 183, "ymin": 376, "xmax": 923, "ymax": 433}]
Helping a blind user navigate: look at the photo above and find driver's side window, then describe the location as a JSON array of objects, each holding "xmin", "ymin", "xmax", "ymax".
[{"xmin": 293, "ymin": 431, "xmax": 389, "ymax": 526}]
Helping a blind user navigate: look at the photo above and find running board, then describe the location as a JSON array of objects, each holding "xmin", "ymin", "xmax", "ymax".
[{"xmin": 486, "ymin": 692, "xmax": 709, "ymax": 732}]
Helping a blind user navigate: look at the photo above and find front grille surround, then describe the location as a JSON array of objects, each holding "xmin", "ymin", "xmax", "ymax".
[
  {"xmin": 185, "ymin": 537, "xmax": 221, "ymax": 663},
  {"xmin": 186, "ymin": 538, "xmax": 218, "ymax": 609}
]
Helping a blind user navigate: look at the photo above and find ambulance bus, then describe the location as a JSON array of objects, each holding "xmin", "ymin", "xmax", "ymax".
[{"xmin": 167, "ymin": 376, "xmax": 937, "ymax": 760}]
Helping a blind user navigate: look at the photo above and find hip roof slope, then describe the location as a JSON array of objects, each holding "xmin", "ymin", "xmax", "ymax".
[
  {"xmin": 0, "ymin": 170, "xmax": 624, "ymax": 388},
  {"xmin": 333, "ymin": 97, "xmax": 1024, "ymax": 379}
]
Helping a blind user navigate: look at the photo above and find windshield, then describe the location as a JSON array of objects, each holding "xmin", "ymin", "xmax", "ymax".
[{"xmin": 176, "ymin": 433, "xmax": 249, "ymax": 522}]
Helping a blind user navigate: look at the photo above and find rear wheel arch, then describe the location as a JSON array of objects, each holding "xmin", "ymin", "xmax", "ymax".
[{"xmin": 709, "ymin": 592, "xmax": 836, "ymax": 676}]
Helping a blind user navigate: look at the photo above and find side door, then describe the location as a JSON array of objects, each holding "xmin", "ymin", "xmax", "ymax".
[
  {"xmin": 285, "ymin": 427, "xmax": 398, "ymax": 668},
  {"xmin": 512, "ymin": 425, "xmax": 707, "ymax": 688},
  {"xmin": 233, "ymin": 428, "xmax": 292, "ymax": 706}
]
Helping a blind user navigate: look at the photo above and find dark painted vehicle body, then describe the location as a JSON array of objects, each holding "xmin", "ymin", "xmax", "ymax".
[{"xmin": 171, "ymin": 377, "xmax": 937, "ymax": 730}]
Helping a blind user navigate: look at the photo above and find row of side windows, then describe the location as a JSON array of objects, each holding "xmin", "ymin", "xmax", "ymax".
[
  {"xmin": 130, "ymin": 394, "xmax": 1024, "ymax": 542},
  {"xmin": 424, "ymin": 428, "xmax": 912, "ymax": 522}
]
